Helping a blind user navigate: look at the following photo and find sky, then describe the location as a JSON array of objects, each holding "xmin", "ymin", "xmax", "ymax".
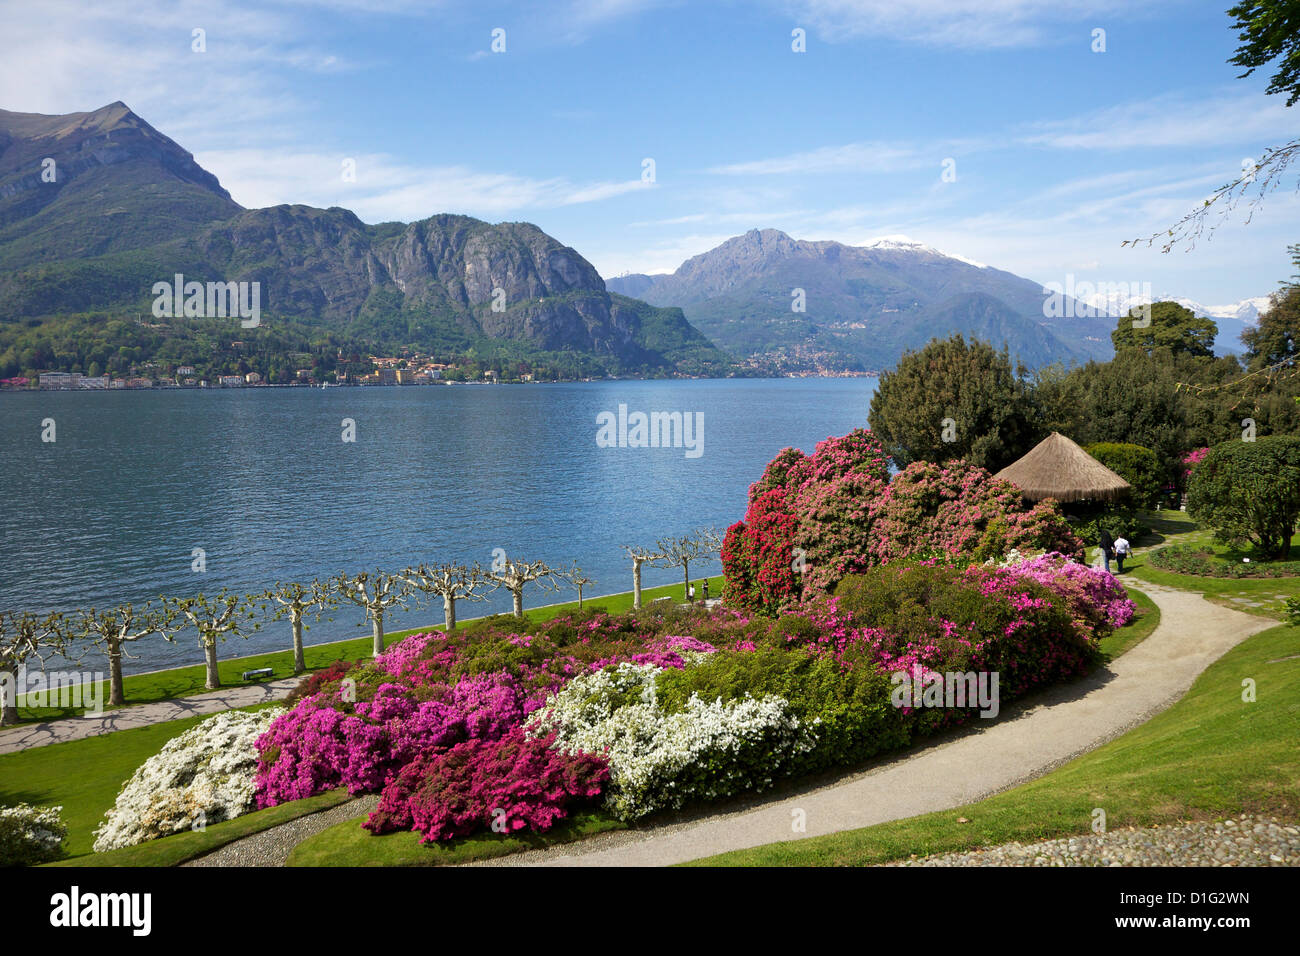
[{"xmin": 1, "ymin": 0, "xmax": 1296, "ymax": 304}]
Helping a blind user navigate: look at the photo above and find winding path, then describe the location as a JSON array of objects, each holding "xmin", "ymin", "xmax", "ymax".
[{"xmin": 472, "ymin": 582, "xmax": 1274, "ymax": 866}]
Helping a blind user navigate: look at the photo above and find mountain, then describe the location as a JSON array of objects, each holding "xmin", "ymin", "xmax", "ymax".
[
  {"xmin": 1083, "ymin": 290, "xmax": 1274, "ymax": 355},
  {"xmin": 606, "ymin": 229, "xmax": 1115, "ymax": 372},
  {"xmin": 0, "ymin": 103, "xmax": 728, "ymax": 378}
]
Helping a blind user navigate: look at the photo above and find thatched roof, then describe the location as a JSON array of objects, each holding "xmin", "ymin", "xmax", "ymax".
[{"xmin": 994, "ymin": 432, "xmax": 1131, "ymax": 503}]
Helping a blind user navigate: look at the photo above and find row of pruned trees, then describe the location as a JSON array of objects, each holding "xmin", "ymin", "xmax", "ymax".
[{"xmin": 0, "ymin": 528, "xmax": 722, "ymax": 724}]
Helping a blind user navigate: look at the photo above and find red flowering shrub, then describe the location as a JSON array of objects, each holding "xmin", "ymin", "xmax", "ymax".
[
  {"xmin": 723, "ymin": 432, "xmax": 1084, "ymax": 615},
  {"xmin": 364, "ymin": 728, "xmax": 609, "ymax": 843}
]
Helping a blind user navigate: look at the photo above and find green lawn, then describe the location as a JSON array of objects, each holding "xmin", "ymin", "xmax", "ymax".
[
  {"xmin": 1099, "ymin": 585, "xmax": 1158, "ymax": 660},
  {"xmin": 286, "ymin": 808, "xmax": 626, "ymax": 867},
  {"xmin": 11, "ymin": 575, "xmax": 725, "ymax": 723},
  {"xmin": 686, "ymin": 622, "xmax": 1300, "ymax": 866},
  {"xmin": 1126, "ymin": 557, "xmax": 1300, "ymax": 619},
  {"xmin": 0, "ymin": 703, "xmax": 303, "ymax": 859}
]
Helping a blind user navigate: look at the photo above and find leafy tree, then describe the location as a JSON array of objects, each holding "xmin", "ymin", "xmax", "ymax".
[
  {"xmin": 1229, "ymin": 0, "xmax": 1300, "ymax": 105},
  {"xmin": 1241, "ymin": 283, "xmax": 1300, "ymax": 370},
  {"xmin": 1111, "ymin": 301, "xmax": 1217, "ymax": 358},
  {"xmin": 868, "ymin": 334, "xmax": 1035, "ymax": 473},
  {"xmin": 1083, "ymin": 442, "xmax": 1163, "ymax": 508},
  {"xmin": 1187, "ymin": 434, "xmax": 1300, "ymax": 558}
]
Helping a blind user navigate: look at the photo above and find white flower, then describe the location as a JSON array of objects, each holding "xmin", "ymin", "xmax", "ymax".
[
  {"xmin": 92, "ymin": 708, "xmax": 282, "ymax": 852},
  {"xmin": 527, "ymin": 663, "xmax": 814, "ymax": 820},
  {"xmin": 0, "ymin": 803, "xmax": 67, "ymax": 865}
]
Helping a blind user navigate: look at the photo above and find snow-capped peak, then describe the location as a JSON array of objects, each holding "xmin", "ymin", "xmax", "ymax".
[{"xmin": 862, "ymin": 234, "xmax": 989, "ymax": 269}]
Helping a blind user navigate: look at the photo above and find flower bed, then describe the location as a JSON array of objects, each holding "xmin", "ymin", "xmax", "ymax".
[
  {"xmin": 1149, "ymin": 544, "xmax": 1300, "ymax": 578},
  {"xmin": 94, "ymin": 709, "xmax": 282, "ymax": 852},
  {"xmin": 252, "ymin": 550, "xmax": 1129, "ymax": 846}
]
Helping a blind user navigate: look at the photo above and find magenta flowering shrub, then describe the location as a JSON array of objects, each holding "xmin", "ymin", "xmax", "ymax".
[
  {"xmin": 364, "ymin": 728, "xmax": 609, "ymax": 843},
  {"xmin": 1005, "ymin": 552, "xmax": 1136, "ymax": 631}
]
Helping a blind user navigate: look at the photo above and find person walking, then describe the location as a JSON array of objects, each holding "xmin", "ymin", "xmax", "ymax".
[
  {"xmin": 1098, "ymin": 527, "xmax": 1115, "ymax": 574},
  {"xmin": 702, "ymin": 579, "xmax": 710, "ymax": 603},
  {"xmin": 687, "ymin": 582, "xmax": 695, "ymax": 603},
  {"xmin": 1113, "ymin": 534, "xmax": 1131, "ymax": 573}
]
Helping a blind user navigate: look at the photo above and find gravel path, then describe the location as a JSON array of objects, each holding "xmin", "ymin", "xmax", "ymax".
[
  {"xmin": 0, "ymin": 678, "xmax": 303, "ymax": 754},
  {"xmin": 183, "ymin": 796, "xmax": 378, "ymax": 867},
  {"xmin": 888, "ymin": 816, "xmax": 1299, "ymax": 866}
]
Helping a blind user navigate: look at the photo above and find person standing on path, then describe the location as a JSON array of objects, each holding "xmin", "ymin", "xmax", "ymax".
[
  {"xmin": 1098, "ymin": 527, "xmax": 1115, "ymax": 573},
  {"xmin": 1114, "ymin": 535, "xmax": 1131, "ymax": 573},
  {"xmin": 702, "ymin": 579, "xmax": 709, "ymax": 603}
]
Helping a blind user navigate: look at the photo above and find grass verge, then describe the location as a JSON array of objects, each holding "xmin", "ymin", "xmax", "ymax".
[{"xmin": 286, "ymin": 809, "xmax": 626, "ymax": 867}]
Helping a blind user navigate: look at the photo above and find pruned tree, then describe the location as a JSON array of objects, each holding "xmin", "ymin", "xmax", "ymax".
[
  {"xmin": 487, "ymin": 558, "xmax": 560, "ymax": 619},
  {"xmin": 401, "ymin": 562, "xmax": 492, "ymax": 633},
  {"xmin": 652, "ymin": 528, "xmax": 723, "ymax": 604},
  {"xmin": 558, "ymin": 562, "xmax": 595, "ymax": 609},
  {"xmin": 335, "ymin": 570, "xmax": 416, "ymax": 655},
  {"xmin": 76, "ymin": 602, "xmax": 177, "ymax": 707},
  {"xmin": 624, "ymin": 544, "xmax": 664, "ymax": 610},
  {"xmin": 265, "ymin": 578, "xmax": 337, "ymax": 673},
  {"xmin": 0, "ymin": 611, "xmax": 65, "ymax": 726},
  {"xmin": 166, "ymin": 591, "xmax": 264, "ymax": 690}
]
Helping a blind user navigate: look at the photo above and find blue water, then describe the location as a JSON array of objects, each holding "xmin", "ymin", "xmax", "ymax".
[{"xmin": 0, "ymin": 378, "xmax": 877, "ymax": 673}]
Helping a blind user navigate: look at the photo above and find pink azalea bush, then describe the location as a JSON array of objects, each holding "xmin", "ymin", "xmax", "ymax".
[{"xmin": 723, "ymin": 429, "xmax": 1084, "ymax": 615}]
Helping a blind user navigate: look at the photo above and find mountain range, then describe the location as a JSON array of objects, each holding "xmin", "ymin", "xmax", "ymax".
[
  {"xmin": 0, "ymin": 102, "xmax": 727, "ymax": 379},
  {"xmin": 605, "ymin": 231, "xmax": 1118, "ymax": 371},
  {"xmin": 0, "ymin": 102, "xmax": 1268, "ymax": 381}
]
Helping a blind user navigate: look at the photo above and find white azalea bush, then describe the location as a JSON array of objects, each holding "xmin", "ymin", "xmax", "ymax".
[
  {"xmin": 93, "ymin": 708, "xmax": 282, "ymax": 852},
  {"xmin": 526, "ymin": 662, "xmax": 813, "ymax": 820},
  {"xmin": 0, "ymin": 803, "xmax": 68, "ymax": 865}
]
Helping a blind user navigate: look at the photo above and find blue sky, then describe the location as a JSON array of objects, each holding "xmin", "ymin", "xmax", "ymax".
[{"xmin": 3, "ymin": 0, "xmax": 1297, "ymax": 303}]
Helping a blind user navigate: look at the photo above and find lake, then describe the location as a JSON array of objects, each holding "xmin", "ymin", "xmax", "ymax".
[{"xmin": 0, "ymin": 377, "xmax": 877, "ymax": 673}]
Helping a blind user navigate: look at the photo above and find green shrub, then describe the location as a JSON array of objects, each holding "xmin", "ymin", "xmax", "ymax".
[
  {"xmin": 1151, "ymin": 544, "xmax": 1300, "ymax": 578},
  {"xmin": 1188, "ymin": 436, "xmax": 1300, "ymax": 559},
  {"xmin": 0, "ymin": 804, "xmax": 67, "ymax": 866},
  {"xmin": 1084, "ymin": 442, "xmax": 1163, "ymax": 508},
  {"xmin": 654, "ymin": 648, "xmax": 910, "ymax": 776}
]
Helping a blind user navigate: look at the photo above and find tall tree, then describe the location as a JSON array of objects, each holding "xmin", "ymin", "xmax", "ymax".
[
  {"xmin": 401, "ymin": 562, "xmax": 492, "ymax": 632},
  {"xmin": 0, "ymin": 611, "xmax": 64, "ymax": 726},
  {"xmin": 1241, "ymin": 283, "xmax": 1300, "ymax": 371},
  {"xmin": 77, "ymin": 602, "xmax": 177, "ymax": 706},
  {"xmin": 264, "ymin": 579, "xmax": 337, "ymax": 673},
  {"xmin": 335, "ymin": 571, "xmax": 415, "ymax": 656},
  {"xmin": 1111, "ymin": 301, "xmax": 1217, "ymax": 358},
  {"xmin": 167, "ymin": 591, "xmax": 263, "ymax": 690},
  {"xmin": 868, "ymin": 334, "xmax": 1034, "ymax": 472}
]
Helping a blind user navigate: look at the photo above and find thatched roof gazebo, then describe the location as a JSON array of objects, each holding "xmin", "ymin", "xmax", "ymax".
[{"xmin": 994, "ymin": 432, "xmax": 1131, "ymax": 503}]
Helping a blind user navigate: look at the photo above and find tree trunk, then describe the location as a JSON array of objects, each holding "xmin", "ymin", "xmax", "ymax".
[
  {"xmin": 512, "ymin": 588, "xmax": 524, "ymax": 618},
  {"xmin": 577, "ymin": 585, "xmax": 584, "ymax": 610},
  {"xmin": 444, "ymin": 595, "xmax": 456, "ymax": 632},
  {"xmin": 0, "ymin": 662, "xmax": 18, "ymax": 726},
  {"xmin": 291, "ymin": 611, "xmax": 305, "ymax": 673},
  {"xmin": 372, "ymin": 611, "xmax": 385, "ymax": 656},
  {"xmin": 683, "ymin": 560, "xmax": 691, "ymax": 603},
  {"xmin": 203, "ymin": 637, "xmax": 221, "ymax": 690},
  {"xmin": 108, "ymin": 637, "xmax": 125, "ymax": 707},
  {"xmin": 633, "ymin": 560, "xmax": 643, "ymax": 610}
]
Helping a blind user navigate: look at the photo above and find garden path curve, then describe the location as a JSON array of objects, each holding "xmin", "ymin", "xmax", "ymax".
[
  {"xmin": 477, "ymin": 583, "xmax": 1275, "ymax": 867},
  {"xmin": 0, "ymin": 678, "xmax": 301, "ymax": 754}
]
